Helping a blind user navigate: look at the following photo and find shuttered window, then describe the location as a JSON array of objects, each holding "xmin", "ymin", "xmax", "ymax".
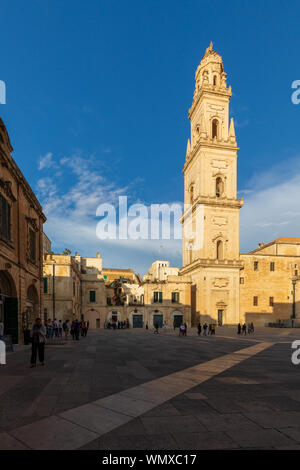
[
  {"xmin": 90, "ymin": 290, "xmax": 96, "ymax": 302},
  {"xmin": 0, "ymin": 193, "xmax": 11, "ymax": 241},
  {"xmin": 172, "ymin": 292, "xmax": 179, "ymax": 303},
  {"xmin": 154, "ymin": 291, "xmax": 163, "ymax": 303}
]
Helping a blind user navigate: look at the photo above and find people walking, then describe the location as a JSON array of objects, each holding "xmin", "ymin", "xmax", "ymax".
[
  {"xmin": 184, "ymin": 322, "xmax": 187, "ymax": 336},
  {"xmin": 145, "ymin": 321, "xmax": 149, "ymax": 330},
  {"xmin": 251, "ymin": 322, "xmax": 254, "ymax": 333},
  {"xmin": 197, "ymin": 322, "xmax": 202, "ymax": 336},
  {"xmin": 70, "ymin": 321, "xmax": 76, "ymax": 340},
  {"xmin": 179, "ymin": 323, "xmax": 186, "ymax": 336},
  {"xmin": 53, "ymin": 318, "xmax": 59, "ymax": 337},
  {"xmin": 211, "ymin": 323, "xmax": 216, "ymax": 335},
  {"xmin": 30, "ymin": 318, "xmax": 46, "ymax": 368},
  {"xmin": 58, "ymin": 320, "xmax": 63, "ymax": 338},
  {"xmin": 203, "ymin": 323, "xmax": 208, "ymax": 336},
  {"xmin": 237, "ymin": 323, "xmax": 241, "ymax": 335},
  {"xmin": 63, "ymin": 320, "xmax": 70, "ymax": 339},
  {"xmin": 154, "ymin": 321, "xmax": 159, "ymax": 334},
  {"xmin": 242, "ymin": 323, "xmax": 247, "ymax": 335},
  {"xmin": 74, "ymin": 319, "xmax": 80, "ymax": 340}
]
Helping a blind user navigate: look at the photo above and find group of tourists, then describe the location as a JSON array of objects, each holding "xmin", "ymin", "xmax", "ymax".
[
  {"xmin": 45, "ymin": 318, "xmax": 63, "ymax": 338},
  {"xmin": 237, "ymin": 322, "xmax": 254, "ymax": 335},
  {"xmin": 104, "ymin": 319, "xmax": 129, "ymax": 329},
  {"xmin": 45, "ymin": 318, "xmax": 89, "ymax": 340},
  {"xmin": 197, "ymin": 322, "xmax": 216, "ymax": 336}
]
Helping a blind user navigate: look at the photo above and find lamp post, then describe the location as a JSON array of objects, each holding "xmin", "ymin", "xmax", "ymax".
[{"xmin": 292, "ymin": 276, "xmax": 297, "ymax": 327}]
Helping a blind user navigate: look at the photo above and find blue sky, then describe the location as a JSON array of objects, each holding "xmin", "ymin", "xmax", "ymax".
[{"xmin": 1, "ymin": 0, "xmax": 300, "ymax": 274}]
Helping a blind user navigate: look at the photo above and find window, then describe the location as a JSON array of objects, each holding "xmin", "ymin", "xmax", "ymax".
[
  {"xmin": 189, "ymin": 184, "xmax": 194, "ymax": 204},
  {"xmin": 172, "ymin": 292, "xmax": 180, "ymax": 303},
  {"xmin": 213, "ymin": 75, "xmax": 217, "ymax": 86},
  {"xmin": 89, "ymin": 290, "xmax": 96, "ymax": 302},
  {"xmin": 43, "ymin": 277, "xmax": 48, "ymax": 294},
  {"xmin": 270, "ymin": 262, "xmax": 275, "ymax": 272},
  {"xmin": 107, "ymin": 297, "xmax": 112, "ymax": 306},
  {"xmin": 269, "ymin": 297, "xmax": 274, "ymax": 307},
  {"xmin": 216, "ymin": 240, "xmax": 223, "ymax": 260},
  {"xmin": 0, "ymin": 193, "xmax": 11, "ymax": 242},
  {"xmin": 216, "ymin": 177, "xmax": 223, "ymax": 197},
  {"xmin": 254, "ymin": 261, "xmax": 258, "ymax": 271},
  {"xmin": 29, "ymin": 229, "xmax": 36, "ymax": 262},
  {"xmin": 253, "ymin": 296, "xmax": 258, "ymax": 306},
  {"xmin": 212, "ymin": 118, "xmax": 219, "ymax": 139},
  {"xmin": 240, "ymin": 277, "xmax": 244, "ymax": 284},
  {"xmin": 153, "ymin": 291, "xmax": 162, "ymax": 303}
]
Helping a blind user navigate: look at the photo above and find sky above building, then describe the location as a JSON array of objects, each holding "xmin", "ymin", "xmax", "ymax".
[{"xmin": 1, "ymin": 0, "xmax": 300, "ymax": 275}]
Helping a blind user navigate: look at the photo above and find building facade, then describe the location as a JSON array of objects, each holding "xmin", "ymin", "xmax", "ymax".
[
  {"xmin": 43, "ymin": 253, "xmax": 192, "ymax": 329},
  {"xmin": 0, "ymin": 119, "xmax": 46, "ymax": 343}
]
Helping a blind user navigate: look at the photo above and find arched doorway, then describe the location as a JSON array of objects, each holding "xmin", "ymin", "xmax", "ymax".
[
  {"xmin": 85, "ymin": 309, "xmax": 101, "ymax": 329},
  {"xmin": 171, "ymin": 310, "xmax": 183, "ymax": 328},
  {"xmin": 0, "ymin": 270, "xmax": 18, "ymax": 343},
  {"xmin": 107, "ymin": 310, "xmax": 121, "ymax": 326},
  {"xmin": 150, "ymin": 311, "xmax": 163, "ymax": 328},
  {"xmin": 129, "ymin": 310, "xmax": 143, "ymax": 328}
]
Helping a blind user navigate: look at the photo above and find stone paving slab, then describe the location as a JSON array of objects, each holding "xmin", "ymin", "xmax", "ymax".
[
  {"xmin": 10, "ymin": 415, "xmax": 99, "ymax": 450},
  {"xmin": 1, "ymin": 329, "xmax": 300, "ymax": 450}
]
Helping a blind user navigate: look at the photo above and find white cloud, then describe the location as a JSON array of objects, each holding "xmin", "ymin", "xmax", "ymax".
[
  {"xmin": 240, "ymin": 158, "xmax": 300, "ymax": 252},
  {"xmin": 38, "ymin": 152, "xmax": 54, "ymax": 170}
]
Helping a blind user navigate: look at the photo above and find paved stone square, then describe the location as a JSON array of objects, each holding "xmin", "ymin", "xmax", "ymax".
[{"xmin": 0, "ymin": 327, "xmax": 300, "ymax": 450}]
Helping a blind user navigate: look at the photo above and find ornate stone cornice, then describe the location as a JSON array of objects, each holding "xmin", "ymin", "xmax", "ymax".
[
  {"xmin": 180, "ymin": 258, "xmax": 244, "ymax": 275},
  {"xmin": 0, "ymin": 177, "xmax": 16, "ymax": 202},
  {"xmin": 183, "ymin": 139, "xmax": 238, "ymax": 173},
  {"xmin": 26, "ymin": 216, "xmax": 39, "ymax": 232},
  {"xmin": 188, "ymin": 86, "xmax": 231, "ymax": 120}
]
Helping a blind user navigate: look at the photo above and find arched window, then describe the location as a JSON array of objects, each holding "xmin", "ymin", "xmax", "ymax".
[
  {"xmin": 213, "ymin": 75, "xmax": 217, "ymax": 86},
  {"xmin": 212, "ymin": 119, "xmax": 219, "ymax": 139},
  {"xmin": 216, "ymin": 240, "xmax": 223, "ymax": 260},
  {"xmin": 216, "ymin": 177, "xmax": 224, "ymax": 197}
]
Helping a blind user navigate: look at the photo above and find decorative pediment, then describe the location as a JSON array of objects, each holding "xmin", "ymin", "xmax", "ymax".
[
  {"xmin": 26, "ymin": 216, "xmax": 39, "ymax": 232},
  {"xmin": 211, "ymin": 160, "xmax": 228, "ymax": 169},
  {"xmin": 0, "ymin": 178, "xmax": 16, "ymax": 202},
  {"xmin": 213, "ymin": 278, "xmax": 229, "ymax": 288},
  {"xmin": 212, "ymin": 232, "xmax": 228, "ymax": 243},
  {"xmin": 212, "ymin": 216, "xmax": 228, "ymax": 226}
]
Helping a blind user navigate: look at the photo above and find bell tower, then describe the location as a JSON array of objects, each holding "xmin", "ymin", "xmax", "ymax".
[{"xmin": 180, "ymin": 43, "xmax": 243, "ymax": 325}]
